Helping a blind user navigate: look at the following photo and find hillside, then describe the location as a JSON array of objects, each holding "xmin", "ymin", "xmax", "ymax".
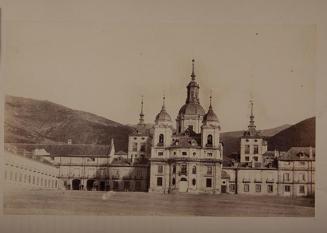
[
  {"xmin": 267, "ymin": 117, "xmax": 315, "ymax": 151},
  {"xmin": 4, "ymin": 95, "xmax": 134, "ymax": 151},
  {"xmin": 4, "ymin": 95, "xmax": 315, "ymax": 156}
]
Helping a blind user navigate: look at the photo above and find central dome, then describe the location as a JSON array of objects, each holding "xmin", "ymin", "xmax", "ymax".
[{"xmin": 178, "ymin": 103, "xmax": 206, "ymax": 116}]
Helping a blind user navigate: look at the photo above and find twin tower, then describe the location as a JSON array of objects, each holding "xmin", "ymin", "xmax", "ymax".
[{"xmin": 147, "ymin": 59, "xmax": 223, "ymax": 193}]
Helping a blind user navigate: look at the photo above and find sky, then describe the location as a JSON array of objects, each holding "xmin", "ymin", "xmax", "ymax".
[{"xmin": 3, "ymin": 1, "xmax": 316, "ymax": 132}]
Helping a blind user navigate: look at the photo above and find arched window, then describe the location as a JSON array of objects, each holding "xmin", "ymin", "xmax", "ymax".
[
  {"xmin": 192, "ymin": 166, "xmax": 196, "ymax": 174},
  {"xmin": 159, "ymin": 134, "xmax": 164, "ymax": 144},
  {"xmin": 192, "ymin": 179, "xmax": 196, "ymax": 186},
  {"xmin": 207, "ymin": 134, "xmax": 213, "ymax": 146}
]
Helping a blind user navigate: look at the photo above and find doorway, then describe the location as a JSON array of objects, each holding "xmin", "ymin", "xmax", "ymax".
[
  {"xmin": 221, "ymin": 185, "xmax": 227, "ymax": 193},
  {"xmin": 72, "ymin": 179, "xmax": 81, "ymax": 190},
  {"xmin": 86, "ymin": 179, "xmax": 95, "ymax": 191},
  {"xmin": 179, "ymin": 177, "xmax": 188, "ymax": 192},
  {"xmin": 99, "ymin": 181, "xmax": 106, "ymax": 191}
]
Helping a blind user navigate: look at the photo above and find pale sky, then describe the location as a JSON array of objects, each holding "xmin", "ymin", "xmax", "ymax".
[{"xmin": 3, "ymin": 1, "xmax": 316, "ymax": 132}]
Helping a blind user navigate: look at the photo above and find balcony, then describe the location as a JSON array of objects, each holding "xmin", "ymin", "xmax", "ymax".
[
  {"xmin": 266, "ymin": 178, "xmax": 275, "ymax": 183},
  {"xmin": 205, "ymin": 144, "xmax": 213, "ymax": 148}
]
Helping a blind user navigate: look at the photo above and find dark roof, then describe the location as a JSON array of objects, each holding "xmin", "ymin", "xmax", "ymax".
[
  {"xmin": 170, "ymin": 135, "xmax": 201, "ymax": 148},
  {"xmin": 116, "ymin": 150, "xmax": 128, "ymax": 155},
  {"xmin": 130, "ymin": 124, "xmax": 151, "ymax": 136},
  {"xmin": 263, "ymin": 151, "xmax": 276, "ymax": 157},
  {"xmin": 278, "ymin": 147, "xmax": 315, "ymax": 161},
  {"xmin": 178, "ymin": 103, "xmax": 206, "ymax": 116},
  {"xmin": 4, "ymin": 143, "xmax": 111, "ymax": 156},
  {"xmin": 155, "ymin": 108, "xmax": 172, "ymax": 123},
  {"xmin": 203, "ymin": 106, "xmax": 219, "ymax": 123},
  {"xmin": 111, "ymin": 158, "xmax": 131, "ymax": 165}
]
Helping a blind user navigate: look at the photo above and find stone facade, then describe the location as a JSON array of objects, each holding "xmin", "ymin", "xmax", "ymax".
[
  {"xmin": 3, "ymin": 148, "xmax": 62, "ymax": 190},
  {"xmin": 149, "ymin": 60, "xmax": 223, "ymax": 194}
]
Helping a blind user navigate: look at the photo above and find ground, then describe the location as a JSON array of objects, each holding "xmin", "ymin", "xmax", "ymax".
[{"xmin": 3, "ymin": 189, "xmax": 315, "ymax": 216}]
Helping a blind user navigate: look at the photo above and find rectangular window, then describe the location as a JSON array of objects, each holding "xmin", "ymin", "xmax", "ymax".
[
  {"xmin": 157, "ymin": 165, "xmax": 163, "ymax": 174},
  {"xmin": 181, "ymin": 165, "xmax": 187, "ymax": 175},
  {"xmin": 245, "ymin": 145, "xmax": 250, "ymax": 154},
  {"xmin": 173, "ymin": 165, "xmax": 176, "ymax": 174},
  {"xmin": 300, "ymin": 173, "xmax": 305, "ymax": 181},
  {"xmin": 158, "ymin": 152, "xmax": 163, "ymax": 156},
  {"xmin": 132, "ymin": 142, "xmax": 138, "ymax": 152},
  {"xmin": 245, "ymin": 156, "xmax": 250, "ymax": 161},
  {"xmin": 299, "ymin": 185, "xmax": 305, "ymax": 193},
  {"xmin": 285, "ymin": 185, "xmax": 291, "ymax": 192},
  {"xmin": 244, "ymin": 184, "xmax": 250, "ymax": 192},
  {"xmin": 207, "ymin": 166, "xmax": 213, "ymax": 175},
  {"xmin": 206, "ymin": 178, "xmax": 212, "ymax": 188},
  {"xmin": 267, "ymin": 185, "xmax": 273, "ymax": 193},
  {"xmin": 229, "ymin": 184, "xmax": 235, "ymax": 192},
  {"xmin": 157, "ymin": 177, "xmax": 163, "ymax": 187},
  {"xmin": 253, "ymin": 145, "xmax": 259, "ymax": 154},
  {"xmin": 140, "ymin": 143, "xmax": 146, "ymax": 152},
  {"xmin": 207, "ymin": 153, "xmax": 213, "ymax": 157},
  {"xmin": 253, "ymin": 156, "xmax": 258, "ymax": 162},
  {"xmin": 255, "ymin": 184, "xmax": 261, "ymax": 192},
  {"xmin": 182, "ymin": 152, "xmax": 187, "ymax": 156},
  {"xmin": 283, "ymin": 173, "xmax": 290, "ymax": 181}
]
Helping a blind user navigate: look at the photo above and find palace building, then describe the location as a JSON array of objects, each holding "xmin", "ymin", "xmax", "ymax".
[
  {"xmin": 149, "ymin": 59, "xmax": 223, "ymax": 193},
  {"xmin": 3, "ymin": 59, "xmax": 315, "ymax": 197}
]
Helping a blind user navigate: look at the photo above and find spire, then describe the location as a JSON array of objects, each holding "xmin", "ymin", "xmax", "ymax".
[
  {"xmin": 191, "ymin": 59, "xmax": 196, "ymax": 80},
  {"xmin": 249, "ymin": 100, "xmax": 255, "ymax": 126},
  {"xmin": 203, "ymin": 93, "xmax": 219, "ymax": 124},
  {"xmin": 186, "ymin": 59, "xmax": 200, "ymax": 104},
  {"xmin": 248, "ymin": 99, "xmax": 257, "ymax": 136},
  {"xmin": 139, "ymin": 95, "xmax": 145, "ymax": 124}
]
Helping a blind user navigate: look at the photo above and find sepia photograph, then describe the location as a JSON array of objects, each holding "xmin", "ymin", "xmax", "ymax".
[{"xmin": 1, "ymin": 1, "xmax": 326, "ymax": 232}]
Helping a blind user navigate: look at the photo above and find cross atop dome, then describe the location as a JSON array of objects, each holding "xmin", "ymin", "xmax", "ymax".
[{"xmin": 191, "ymin": 59, "xmax": 196, "ymax": 80}]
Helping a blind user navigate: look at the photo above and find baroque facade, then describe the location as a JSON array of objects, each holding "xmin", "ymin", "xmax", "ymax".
[{"xmin": 149, "ymin": 59, "xmax": 223, "ymax": 193}]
